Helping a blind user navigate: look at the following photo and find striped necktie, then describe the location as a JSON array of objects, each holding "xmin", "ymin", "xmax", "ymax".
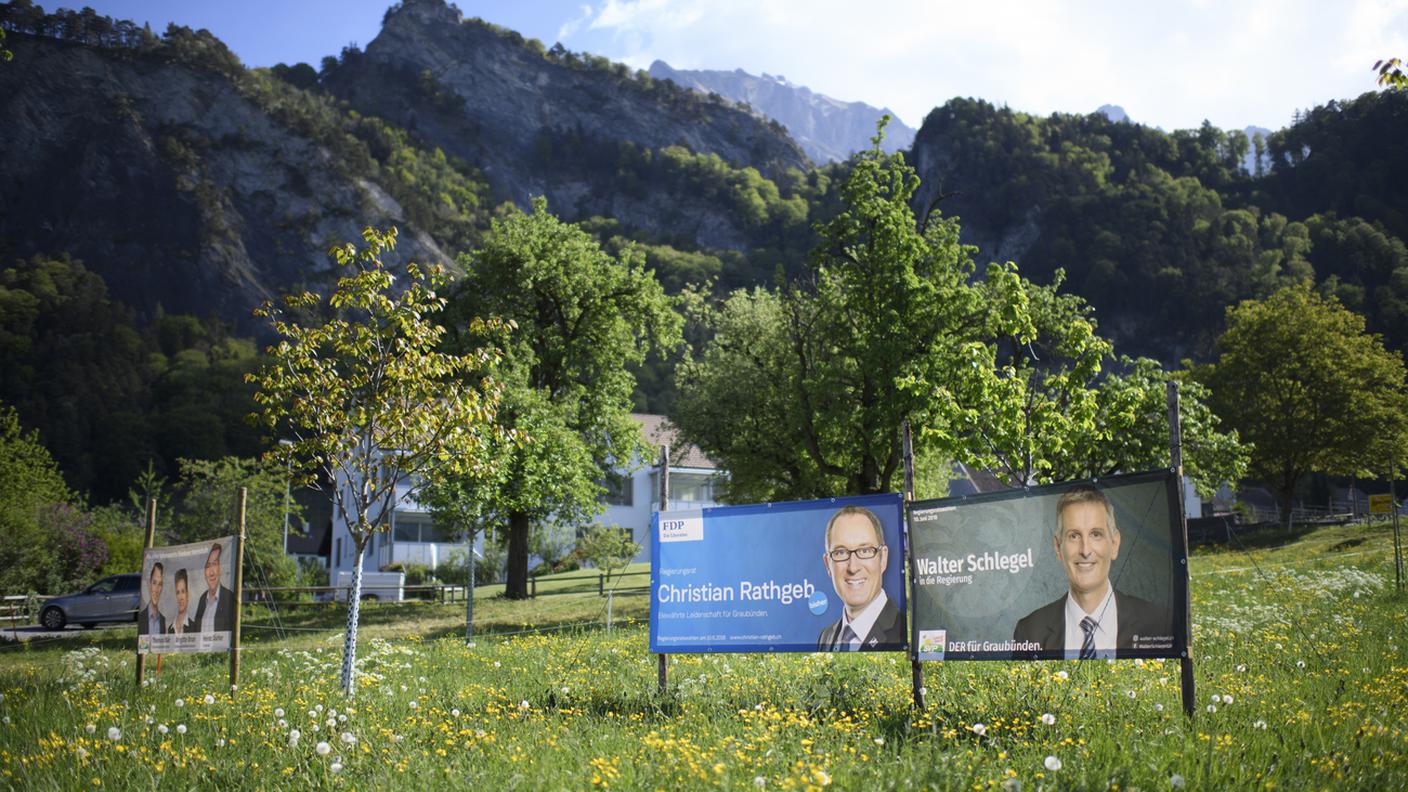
[
  {"xmin": 838, "ymin": 624, "xmax": 860, "ymax": 651},
  {"xmin": 1079, "ymin": 616, "xmax": 1097, "ymax": 660}
]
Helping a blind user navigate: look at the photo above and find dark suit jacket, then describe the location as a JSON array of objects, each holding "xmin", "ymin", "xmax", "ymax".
[
  {"xmin": 137, "ymin": 605, "xmax": 166, "ymax": 636},
  {"xmin": 167, "ymin": 615, "xmax": 193, "ymax": 634},
  {"xmin": 192, "ymin": 586, "xmax": 235, "ymax": 633},
  {"xmin": 1012, "ymin": 589, "xmax": 1169, "ymax": 656},
  {"xmin": 817, "ymin": 596, "xmax": 906, "ymax": 651}
]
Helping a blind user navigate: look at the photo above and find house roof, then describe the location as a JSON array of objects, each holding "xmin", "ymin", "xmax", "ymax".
[{"xmin": 632, "ymin": 413, "xmax": 717, "ymax": 470}]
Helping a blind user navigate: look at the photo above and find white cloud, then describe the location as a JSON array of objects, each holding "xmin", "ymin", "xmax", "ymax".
[
  {"xmin": 557, "ymin": 4, "xmax": 596, "ymax": 42},
  {"xmin": 558, "ymin": 0, "xmax": 1408, "ymax": 131}
]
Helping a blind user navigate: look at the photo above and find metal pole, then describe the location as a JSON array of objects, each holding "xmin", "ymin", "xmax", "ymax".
[
  {"xmin": 465, "ymin": 534, "xmax": 476, "ymax": 645},
  {"xmin": 657, "ymin": 443, "xmax": 669, "ymax": 697},
  {"xmin": 279, "ymin": 439, "xmax": 293, "ymax": 554},
  {"xmin": 1167, "ymin": 382, "xmax": 1196, "ymax": 718},
  {"xmin": 135, "ymin": 497, "xmax": 157, "ymax": 689},
  {"xmin": 230, "ymin": 487, "xmax": 247, "ymax": 695},
  {"xmin": 902, "ymin": 420, "xmax": 924, "ymax": 710}
]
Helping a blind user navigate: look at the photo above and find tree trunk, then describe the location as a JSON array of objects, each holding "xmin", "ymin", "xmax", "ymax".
[
  {"xmin": 505, "ymin": 511, "xmax": 531, "ymax": 600},
  {"xmin": 339, "ymin": 539, "xmax": 366, "ymax": 697},
  {"xmin": 1278, "ymin": 484, "xmax": 1295, "ymax": 535},
  {"xmin": 465, "ymin": 533, "xmax": 475, "ymax": 645}
]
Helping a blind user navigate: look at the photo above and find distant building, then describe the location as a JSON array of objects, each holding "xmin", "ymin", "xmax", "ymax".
[{"xmin": 325, "ymin": 414, "xmax": 725, "ymax": 577}]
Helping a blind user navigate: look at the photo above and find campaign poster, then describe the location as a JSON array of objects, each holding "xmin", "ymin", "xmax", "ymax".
[
  {"xmin": 650, "ymin": 493, "xmax": 906, "ymax": 653},
  {"xmin": 909, "ymin": 470, "xmax": 1187, "ymax": 661},
  {"xmin": 137, "ymin": 537, "xmax": 238, "ymax": 655}
]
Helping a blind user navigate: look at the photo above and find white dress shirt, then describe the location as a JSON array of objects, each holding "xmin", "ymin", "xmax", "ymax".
[
  {"xmin": 1063, "ymin": 583, "xmax": 1117, "ymax": 658},
  {"xmin": 837, "ymin": 589, "xmax": 890, "ymax": 651}
]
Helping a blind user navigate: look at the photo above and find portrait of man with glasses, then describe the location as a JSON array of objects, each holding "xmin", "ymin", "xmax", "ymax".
[{"xmin": 816, "ymin": 505, "xmax": 906, "ymax": 651}]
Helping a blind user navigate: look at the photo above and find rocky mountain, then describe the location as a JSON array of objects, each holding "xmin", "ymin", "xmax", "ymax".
[
  {"xmin": 647, "ymin": 60, "xmax": 915, "ymax": 164},
  {"xmin": 321, "ymin": 0, "xmax": 810, "ymax": 251},
  {"xmin": 0, "ymin": 30, "xmax": 455, "ymax": 331}
]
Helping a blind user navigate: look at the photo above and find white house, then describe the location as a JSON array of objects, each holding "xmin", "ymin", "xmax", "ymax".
[{"xmin": 326, "ymin": 414, "xmax": 725, "ymax": 577}]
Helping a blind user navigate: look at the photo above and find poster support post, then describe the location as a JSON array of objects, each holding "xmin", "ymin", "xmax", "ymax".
[
  {"xmin": 656, "ymin": 444, "xmax": 669, "ymax": 697},
  {"xmin": 902, "ymin": 420, "xmax": 924, "ymax": 710},
  {"xmin": 135, "ymin": 498, "xmax": 156, "ymax": 689},
  {"xmin": 1167, "ymin": 382, "xmax": 1196, "ymax": 718},
  {"xmin": 229, "ymin": 487, "xmax": 246, "ymax": 694}
]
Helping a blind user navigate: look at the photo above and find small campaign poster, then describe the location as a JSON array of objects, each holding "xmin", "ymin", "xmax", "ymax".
[
  {"xmin": 137, "ymin": 537, "xmax": 238, "ymax": 655},
  {"xmin": 909, "ymin": 470, "xmax": 1188, "ymax": 661},
  {"xmin": 650, "ymin": 494, "xmax": 906, "ymax": 653}
]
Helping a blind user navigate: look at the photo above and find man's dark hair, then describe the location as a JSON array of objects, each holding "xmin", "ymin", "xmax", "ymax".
[{"xmin": 151, "ymin": 561, "xmax": 164, "ymax": 578}]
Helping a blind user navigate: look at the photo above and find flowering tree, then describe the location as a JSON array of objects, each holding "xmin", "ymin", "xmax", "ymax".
[{"xmin": 247, "ymin": 227, "xmax": 508, "ymax": 696}]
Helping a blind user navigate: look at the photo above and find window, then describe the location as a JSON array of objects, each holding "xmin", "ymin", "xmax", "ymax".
[
  {"xmin": 115, "ymin": 576, "xmax": 141, "ymax": 593},
  {"xmin": 671, "ymin": 473, "xmax": 720, "ymax": 504},
  {"xmin": 393, "ymin": 515, "xmax": 453, "ymax": 543},
  {"xmin": 600, "ymin": 471, "xmax": 633, "ymax": 506},
  {"xmin": 336, "ymin": 538, "xmax": 342, "ymax": 564},
  {"xmin": 90, "ymin": 578, "xmax": 117, "ymax": 594}
]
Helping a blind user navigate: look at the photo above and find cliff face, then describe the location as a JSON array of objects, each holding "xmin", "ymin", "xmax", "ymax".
[
  {"xmin": 647, "ymin": 60, "xmax": 916, "ymax": 164},
  {"xmin": 0, "ymin": 34, "xmax": 449, "ymax": 331},
  {"xmin": 322, "ymin": 0, "xmax": 809, "ymax": 250}
]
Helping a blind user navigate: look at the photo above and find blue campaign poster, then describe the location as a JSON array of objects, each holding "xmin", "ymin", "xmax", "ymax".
[{"xmin": 649, "ymin": 493, "xmax": 907, "ymax": 653}]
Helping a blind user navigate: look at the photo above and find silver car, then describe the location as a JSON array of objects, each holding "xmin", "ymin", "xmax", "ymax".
[{"xmin": 39, "ymin": 574, "xmax": 142, "ymax": 630}]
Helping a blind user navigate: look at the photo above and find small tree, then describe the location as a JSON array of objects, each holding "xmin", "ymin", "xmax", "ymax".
[
  {"xmin": 576, "ymin": 524, "xmax": 640, "ymax": 588},
  {"xmin": 1203, "ymin": 282, "xmax": 1408, "ymax": 527},
  {"xmin": 171, "ymin": 456, "xmax": 303, "ymax": 588},
  {"xmin": 247, "ymin": 227, "xmax": 507, "ymax": 696}
]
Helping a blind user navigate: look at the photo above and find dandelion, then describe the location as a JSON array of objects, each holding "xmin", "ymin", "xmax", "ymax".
[
  {"xmin": 175, "ymin": 698, "xmax": 185, "ymax": 708},
  {"xmin": 1127, "ymin": 690, "xmax": 1136, "ymax": 699},
  {"xmin": 393, "ymin": 734, "xmax": 404, "ymax": 744},
  {"xmin": 338, "ymin": 714, "xmax": 347, "ymax": 723},
  {"xmin": 316, "ymin": 704, "xmax": 324, "ymax": 713},
  {"xmin": 1296, "ymin": 660, "xmax": 1305, "ymax": 669},
  {"xmin": 1057, "ymin": 670, "xmax": 1069, "ymax": 680},
  {"xmin": 316, "ymin": 741, "xmax": 331, "ymax": 756},
  {"xmin": 157, "ymin": 724, "xmax": 168, "ymax": 735},
  {"xmin": 1154, "ymin": 703, "xmax": 1164, "ymax": 712},
  {"xmin": 971, "ymin": 723, "xmax": 986, "ymax": 737},
  {"xmin": 1223, "ymin": 694, "xmax": 1233, "ymax": 704},
  {"xmin": 308, "ymin": 710, "xmax": 317, "ymax": 719},
  {"xmin": 75, "ymin": 747, "xmax": 87, "ymax": 760},
  {"xmin": 341, "ymin": 731, "xmax": 356, "ymax": 745},
  {"xmin": 85, "ymin": 724, "xmax": 96, "ymax": 734},
  {"xmin": 519, "ymin": 700, "xmax": 530, "ymax": 711},
  {"xmin": 874, "ymin": 737, "xmax": 885, "ymax": 746},
  {"xmin": 1207, "ymin": 704, "xmax": 1217, "ymax": 713},
  {"xmin": 107, "ymin": 727, "xmax": 121, "ymax": 741},
  {"xmin": 1253, "ymin": 720, "xmax": 1267, "ymax": 730},
  {"xmin": 1041, "ymin": 713, "xmax": 1056, "ymax": 725},
  {"xmin": 330, "ymin": 762, "xmax": 343, "ymax": 774},
  {"xmin": 1044, "ymin": 755, "xmax": 1062, "ymax": 772},
  {"xmin": 451, "ymin": 708, "xmax": 461, "ymax": 717},
  {"xmin": 1171, "ymin": 773, "xmax": 1186, "ymax": 788},
  {"xmin": 1211, "ymin": 694, "xmax": 1222, "ymax": 704},
  {"xmin": 217, "ymin": 738, "xmax": 226, "ymax": 747},
  {"xmin": 203, "ymin": 694, "xmax": 215, "ymax": 705},
  {"xmin": 408, "ymin": 701, "xmax": 418, "ymax": 710},
  {"xmin": 274, "ymin": 707, "xmax": 284, "ymax": 718},
  {"xmin": 493, "ymin": 661, "xmax": 501, "ymax": 668},
  {"xmin": 278, "ymin": 719, "xmax": 288, "ymax": 729},
  {"xmin": 1002, "ymin": 779, "xmax": 1022, "ymax": 792},
  {"xmin": 1236, "ymin": 664, "xmax": 1247, "ymax": 672},
  {"xmin": 754, "ymin": 776, "xmax": 766, "ymax": 788}
]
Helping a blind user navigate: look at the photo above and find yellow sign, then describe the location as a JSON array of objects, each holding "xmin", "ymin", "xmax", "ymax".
[{"xmin": 1369, "ymin": 494, "xmax": 1395, "ymax": 514}]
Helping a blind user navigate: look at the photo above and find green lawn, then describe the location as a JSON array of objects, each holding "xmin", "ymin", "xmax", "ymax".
[{"xmin": 1, "ymin": 523, "xmax": 1405, "ymax": 789}]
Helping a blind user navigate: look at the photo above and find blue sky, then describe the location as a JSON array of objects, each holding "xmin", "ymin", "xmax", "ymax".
[{"xmin": 69, "ymin": 0, "xmax": 1408, "ymax": 133}]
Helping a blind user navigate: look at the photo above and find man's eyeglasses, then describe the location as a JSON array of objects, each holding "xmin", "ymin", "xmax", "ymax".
[{"xmin": 827, "ymin": 545, "xmax": 881, "ymax": 562}]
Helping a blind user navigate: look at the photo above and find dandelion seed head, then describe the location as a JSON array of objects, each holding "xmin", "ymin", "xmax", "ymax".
[
  {"xmin": 1044, "ymin": 755, "xmax": 1062, "ymax": 771},
  {"xmin": 1041, "ymin": 713, "xmax": 1056, "ymax": 725},
  {"xmin": 316, "ymin": 741, "xmax": 331, "ymax": 756},
  {"xmin": 106, "ymin": 727, "xmax": 121, "ymax": 741}
]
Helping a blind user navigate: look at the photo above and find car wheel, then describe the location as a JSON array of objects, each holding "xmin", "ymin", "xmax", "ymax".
[{"xmin": 40, "ymin": 607, "xmax": 66, "ymax": 630}]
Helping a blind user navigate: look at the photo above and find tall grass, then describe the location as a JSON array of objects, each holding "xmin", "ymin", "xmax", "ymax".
[{"xmin": 1, "ymin": 523, "xmax": 1404, "ymax": 790}]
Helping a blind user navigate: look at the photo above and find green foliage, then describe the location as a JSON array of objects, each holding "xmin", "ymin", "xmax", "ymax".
[
  {"xmin": 575, "ymin": 524, "xmax": 640, "ymax": 586},
  {"xmin": 673, "ymin": 124, "xmax": 1010, "ymax": 500},
  {"xmin": 447, "ymin": 198, "xmax": 681, "ymax": 597},
  {"xmin": 1202, "ymin": 283, "xmax": 1408, "ymax": 521},
  {"xmin": 170, "ymin": 456, "xmax": 301, "ymax": 588},
  {"xmin": 247, "ymin": 226, "xmax": 508, "ymax": 693},
  {"xmin": 0, "ymin": 254, "xmax": 261, "ymax": 502},
  {"xmin": 1377, "ymin": 57, "xmax": 1408, "ymax": 90},
  {"xmin": 0, "ymin": 405, "xmax": 90, "ymax": 594}
]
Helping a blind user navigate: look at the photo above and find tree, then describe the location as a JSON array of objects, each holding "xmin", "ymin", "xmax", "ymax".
[
  {"xmin": 0, "ymin": 405, "xmax": 84, "ymax": 594},
  {"xmin": 576, "ymin": 524, "xmax": 640, "ymax": 588},
  {"xmin": 171, "ymin": 456, "xmax": 302, "ymax": 589},
  {"xmin": 1203, "ymin": 283, "xmax": 1408, "ymax": 526},
  {"xmin": 445, "ymin": 198, "xmax": 680, "ymax": 599},
  {"xmin": 672, "ymin": 121, "xmax": 1023, "ymax": 501},
  {"xmin": 923, "ymin": 273, "xmax": 1247, "ymax": 495},
  {"xmin": 247, "ymin": 227, "xmax": 506, "ymax": 695}
]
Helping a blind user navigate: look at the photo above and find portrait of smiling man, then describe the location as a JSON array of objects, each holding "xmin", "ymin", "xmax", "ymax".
[
  {"xmin": 1013, "ymin": 485, "xmax": 1168, "ymax": 658},
  {"xmin": 816, "ymin": 505, "xmax": 905, "ymax": 651}
]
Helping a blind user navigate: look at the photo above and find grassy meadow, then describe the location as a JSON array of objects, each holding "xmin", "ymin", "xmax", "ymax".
[{"xmin": 1, "ymin": 522, "xmax": 1405, "ymax": 790}]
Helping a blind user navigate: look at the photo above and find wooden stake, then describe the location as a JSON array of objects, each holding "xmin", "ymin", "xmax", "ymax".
[
  {"xmin": 1167, "ymin": 382, "xmax": 1196, "ymax": 718},
  {"xmin": 135, "ymin": 497, "xmax": 156, "ymax": 689},
  {"xmin": 657, "ymin": 444, "xmax": 669, "ymax": 697},
  {"xmin": 902, "ymin": 420, "xmax": 924, "ymax": 710},
  {"xmin": 229, "ymin": 487, "xmax": 247, "ymax": 695}
]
